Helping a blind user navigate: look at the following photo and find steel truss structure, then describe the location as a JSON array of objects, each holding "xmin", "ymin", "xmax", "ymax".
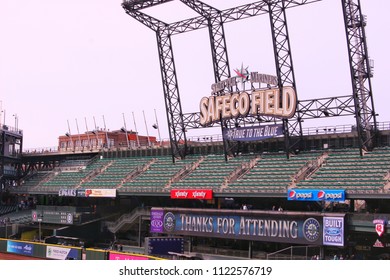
[
  {"xmin": 341, "ymin": 0, "xmax": 377, "ymax": 155},
  {"xmin": 122, "ymin": 0, "xmax": 376, "ymax": 160}
]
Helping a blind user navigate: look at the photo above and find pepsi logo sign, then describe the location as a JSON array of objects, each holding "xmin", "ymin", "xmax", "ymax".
[
  {"xmin": 288, "ymin": 189, "xmax": 345, "ymax": 201},
  {"xmin": 288, "ymin": 190, "xmax": 312, "ymax": 200},
  {"xmin": 317, "ymin": 191, "xmax": 325, "ymax": 199}
]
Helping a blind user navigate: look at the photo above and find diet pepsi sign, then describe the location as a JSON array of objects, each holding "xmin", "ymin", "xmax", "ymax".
[{"xmin": 288, "ymin": 189, "xmax": 345, "ymax": 202}]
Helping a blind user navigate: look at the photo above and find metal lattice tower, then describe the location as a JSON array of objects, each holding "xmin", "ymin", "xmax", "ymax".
[
  {"xmin": 267, "ymin": 0, "xmax": 304, "ymax": 158},
  {"xmin": 122, "ymin": 0, "xmax": 188, "ymax": 162},
  {"xmin": 341, "ymin": 0, "xmax": 377, "ymax": 155}
]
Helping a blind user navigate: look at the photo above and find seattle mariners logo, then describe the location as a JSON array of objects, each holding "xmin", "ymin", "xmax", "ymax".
[
  {"xmin": 163, "ymin": 212, "xmax": 176, "ymax": 232},
  {"xmin": 234, "ymin": 64, "xmax": 250, "ymax": 83},
  {"xmin": 303, "ymin": 218, "xmax": 320, "ymax": 242}
]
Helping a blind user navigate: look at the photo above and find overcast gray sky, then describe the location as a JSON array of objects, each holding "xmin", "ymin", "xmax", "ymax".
[{"xmin": 0, "ymin": 0, "xmax": 389, "ymax": 149}]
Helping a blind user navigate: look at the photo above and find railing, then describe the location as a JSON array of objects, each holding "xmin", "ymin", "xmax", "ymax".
[
  {"xmin": 22, "ymin": 121, "xmax": 390, "ymax": 154},
  {"xmin": 293, "ymin": 152, "xmax": 328, "ymax": 183},
  {"xmin": 106, "ymin": 207, "xmax": 151, "ymax": 234},
  {"xmin": 0, "ymin": 124, "xmax": 23, "ymax": 135}
]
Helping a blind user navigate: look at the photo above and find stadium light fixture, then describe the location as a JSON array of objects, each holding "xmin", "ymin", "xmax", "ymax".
[
  {"xmin": 322, "ymin": 109, "xmax": 330, "ymax": 117},
  {"xmin": 122, "ymin": 113, "xmax": 130, "ymax": 149}
]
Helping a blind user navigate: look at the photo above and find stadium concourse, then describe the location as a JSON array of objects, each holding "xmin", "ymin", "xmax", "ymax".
[{"xmin": 1, "ymin": 124, "xmax": 390, "ymax": 260}]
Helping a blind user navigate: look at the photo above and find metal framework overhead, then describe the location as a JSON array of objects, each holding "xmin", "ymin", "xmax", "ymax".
[{"xmin": 122, "ymin": 0, "xmax": 376, "ymax": 160}]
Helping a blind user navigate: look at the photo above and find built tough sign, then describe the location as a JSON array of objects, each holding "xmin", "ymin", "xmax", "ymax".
[{"xmin": 150, "ymin": 208, "xmax": 345, "ymax": 246}]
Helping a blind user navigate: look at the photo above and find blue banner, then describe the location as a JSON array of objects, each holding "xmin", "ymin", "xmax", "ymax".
[
  {"xmin": 222, "ymin": 124, "xmax": 283, "ymax": 142},
  {"xmin": 287, "ymin": 189, "xmax": 345, "ymax": 202},
  {"xmin": 7, "ymin": 240, "xmax": 34, "ymax": 256},
  {"xmin": 323, "ymin": 217, "xmax": 344, "ymax": 246},
  {"xmin": 154, "ymin": 208, "xmax": 324, "ymax": 245}
]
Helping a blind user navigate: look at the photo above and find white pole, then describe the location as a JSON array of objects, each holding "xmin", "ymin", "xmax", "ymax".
[
  {"xmin": 154, "ymin": 109, "xmax": 162, "ymax": 145},
  {"xmin": 75, "ymin": 118, "xmax": 82, "ymax": 151},
  {"xmin": 102, "ymin": 115, "xmax": 110, "ymax": 148},
  {"xmin": 143, "ymin": 110, "xmax": 151, "ymax": 147},
  {"xmin": 13, "ymin": 114, "xmax": 18, "ymax": 131},
  {"xmin": 84, "ymin": 117, "xmax": 91, "ymax": 149},
  {"xmin": 132, "ymin": 112, "xmax": 140, "ymax": 147},
  {"xmin": 122, "ymin": 113, "xmax": 130, "ymax": 148},
  {"xmin": 67, "ymin": 119, "xmax": 74, "ymax": 151},
  {"xmin": 93, "ymin": 116, "xmax": 100, "ymax": 148}
]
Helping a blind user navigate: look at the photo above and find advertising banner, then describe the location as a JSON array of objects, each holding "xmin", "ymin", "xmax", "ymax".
[
  {"xmin": 373, "ymin": 219, "xmax": 387, "ymax": 237},
  {"xmin": 109, "ymin": 252, "xmax": 149, "ymax": 260},
  {"xmin": 58, "ymin": 189, "xmax": 77, "ymax": 197},
  {"xmin": 150, "ymin": 209, "xmax": 164, "ymax": 233},
  {"xmin": 323, "ymin": 217, "xmax": 344, "ymax": 246},
  {"xmin": 287, "ymin": 189, "xmax": 345, "ymax": 202},
  {"xmin": 222, "ymin": 124, "xmax": 283, "ymax": 142},
  {"xmin": 7, "ymin": 240, "xmax": 34, "ymax": 256},
  {"xmin": 170, "ymin": 189, "xmax": 213, "ymax": 200},
  {"xmin": 46, "ymin": 246, "xmax": 80, "ymax": 260},
  {"xmin": 77, "ymin": 189, "xmax": 116, "ymax": 198},
  {"xmin": 150, "ymin": 208, "xmax": 325, "ymax": 245}
]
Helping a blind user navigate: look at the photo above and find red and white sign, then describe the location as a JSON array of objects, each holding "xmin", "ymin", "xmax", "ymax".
[
  {"xmin": 170, "ymin": 189, "xmax": 213, "ymax": 200},
  {"xmin": 373, "ymin": 219, "xmax": 386, "ymax": 237}
]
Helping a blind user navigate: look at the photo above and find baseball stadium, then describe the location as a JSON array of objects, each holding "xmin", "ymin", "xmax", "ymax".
[{"xmin": 1, "ymin": 0, "xmax": 389, "ymax": 260}]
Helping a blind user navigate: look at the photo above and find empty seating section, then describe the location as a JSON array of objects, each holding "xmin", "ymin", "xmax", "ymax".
[
  {"xmin": 80, "ymin": 157, "xmax": 151, "ymax": 189},
  {"xmin": 36, "ymin": 159, "xmax": 108, "ymax": 192},
  {"xmin": 296, "ymin": 148, "xmax": 390, "ymax": 192},
  {"xmin": 226, "ymin": 152, "xmax": 320, "ymax": 193},
  {"xmin": 18, "ymin": 147, "xmax": 390, "ymax": 195},
  {"xmin": 170, "ymin": 154, "xmax": 253, "ymax": 192},
  {"xmin": 119, "ymin": 156, "xmax": 201, "ymax": 193},
  {"xmin": 0, "ymin": 205, "xmax": 17, "ymax": 216},
  {"xmin": 59, "ymin": 159, "xmax": 92, "ymax": 171},
  {"xmin": 18, "ymin": 171, "xmax": 51, "ymax": 191}
]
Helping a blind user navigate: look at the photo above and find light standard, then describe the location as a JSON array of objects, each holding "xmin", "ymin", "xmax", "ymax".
[
  {"xmin": 122, "ymin": 113, "xmax": 130, "ymax": 149},
  {"xmin": 153, "ymin": 109, "xmax": 162, "ymax": 145},
  {"xmin": 13, "ymin": 113, "xmax": 18, "ymax": 131},
  {"xmin": 143, "ymin": 110, "xmax": 151, "ymax": 147},
  {"xmin": 102, "ymin": 115, "xmax": 110, "ymax": 148},
  {"xmin": 132, "ymin": 112, "xmax": 141, "ymax": 148}
]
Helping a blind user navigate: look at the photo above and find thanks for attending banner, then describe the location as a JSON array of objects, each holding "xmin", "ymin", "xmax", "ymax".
[{"xmin": 150, "ymin": 208, "xmax": 345, "ymax": 247}]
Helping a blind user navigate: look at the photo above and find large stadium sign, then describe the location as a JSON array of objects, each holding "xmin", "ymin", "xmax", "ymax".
[
  {"xmin": 150, "ymin": 208, "xmax": 345, "ymax": 246},
  {"xmin": 199, "ymin": 68, "xmax": 297, "ymax": 127},
  {"xmin": 200, "ymin": 87, "xmax": 297, "ymax": 126}
]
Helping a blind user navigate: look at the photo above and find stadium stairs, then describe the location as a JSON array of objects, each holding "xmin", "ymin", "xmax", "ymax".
[{"xmin": 105, "ymin": 207, "xmax": 150, "ymax": 234}]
